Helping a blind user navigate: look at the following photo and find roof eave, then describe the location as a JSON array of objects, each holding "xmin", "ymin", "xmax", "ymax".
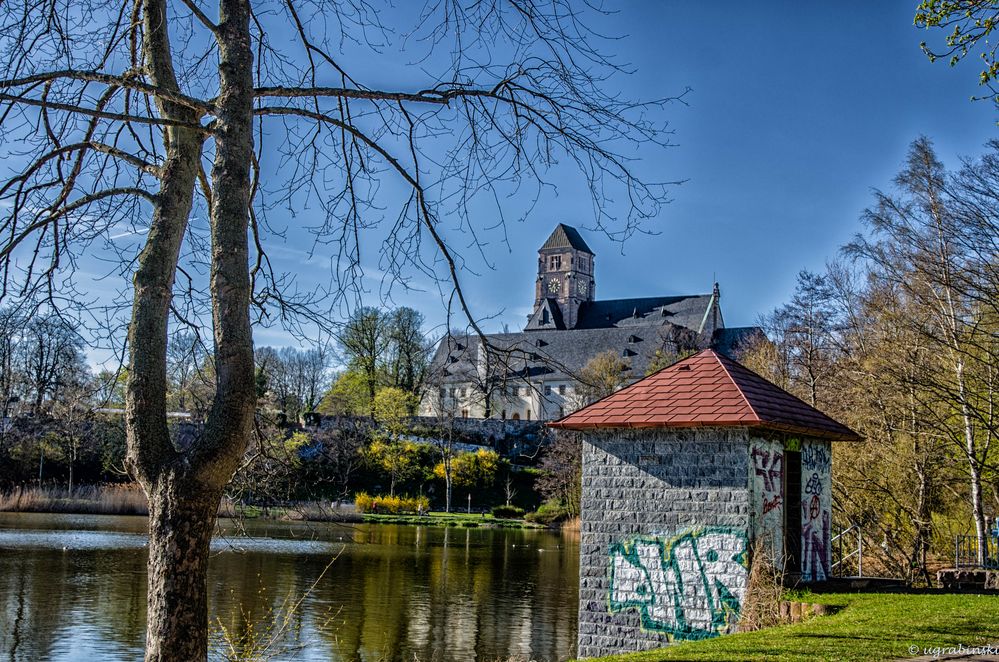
[{"xmin": 548, "ymin": 418, "xmax": 864, "ymax": 441}]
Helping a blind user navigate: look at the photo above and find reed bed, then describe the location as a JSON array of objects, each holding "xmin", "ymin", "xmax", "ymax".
[{"xmin": 0, "ymin": 483, "xmax": 149, "ymax": 515}]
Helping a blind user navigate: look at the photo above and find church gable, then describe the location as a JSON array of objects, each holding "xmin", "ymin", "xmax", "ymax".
[{"xmin": 525, "ymin": 298, "xmax": 566, "ymax": 331}]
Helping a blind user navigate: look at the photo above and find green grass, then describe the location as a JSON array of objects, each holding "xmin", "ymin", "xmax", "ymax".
[{"xmin": 590, "ymin": 592, "xmax": 999, "ymax": 662}]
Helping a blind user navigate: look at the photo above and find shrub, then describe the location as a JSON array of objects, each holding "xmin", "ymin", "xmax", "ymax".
[
  {"xmin": 525, "ymin": 500, "xmax": 570, "ymax": 525},
  {"xmin": 491, "ymin": 504, "xmax": 526, "ymax": 519},
  {"xmin": 354, "ymin": 492, "xmax": 375, "ymax": 513},
  {"xmin": 354, "ymin": 492, "xmax": 429, "ymax": 514}
]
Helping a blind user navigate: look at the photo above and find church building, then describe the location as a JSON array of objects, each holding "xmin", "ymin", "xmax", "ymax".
[{"xmin": 421, "ymin": 224, "xmax": 760, "ymax": 421}]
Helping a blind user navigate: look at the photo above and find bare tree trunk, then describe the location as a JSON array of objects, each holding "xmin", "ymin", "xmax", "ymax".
[
  {"xmin": 144, "ymin": 475, "xmax": 221, "ymax": 661},
  {"xmin": 956, "ymin": 358, "xmax": 987, "ymax": 565},
  {"xmin": 444, "ymin": 461, "xmax": 453, "ymax": 513},
  {"xmin": 122, "ymin": 0, "xmax": 254, "ymax": 659}
]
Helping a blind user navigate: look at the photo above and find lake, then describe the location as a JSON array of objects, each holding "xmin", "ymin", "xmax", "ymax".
[{"xmin": 0, "ymin": 513, "xmax": 578, "ymax": 661}]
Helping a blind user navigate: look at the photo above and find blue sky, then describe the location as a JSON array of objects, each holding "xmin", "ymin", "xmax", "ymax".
[
  {"xmin": 40, "ymin": 2, "xmax": 994, "ymax": 363},
  {"xmin": 407, "ymin": 1, "xmax": 994, "ymax": 337}
]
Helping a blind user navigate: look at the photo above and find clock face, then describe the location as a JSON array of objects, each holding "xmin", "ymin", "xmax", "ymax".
[
  {"xmin": 577, "ymin": 280, "xmax": 588, "ymax": 296},
  {"xmin": 548, "ymin": 277, "xmax": 560, "ymax": 294}
]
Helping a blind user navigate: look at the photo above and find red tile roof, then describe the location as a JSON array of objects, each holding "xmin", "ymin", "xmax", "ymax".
[{"xmin": 548, "ymin": 349, "xmax": 862, "ymax": 441}]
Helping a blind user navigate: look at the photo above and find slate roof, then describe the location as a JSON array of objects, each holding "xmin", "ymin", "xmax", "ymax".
[
  {"xmin": 427, "ymin": 323, "xmax": 700, "ymax": 384},
  {"xmin": 548, "ymin": 349, "xmax": 862, "ymax": 441},
  {"xmin": 711, "ymin": 326, "xmax": 765, "ymax": 357},
  {"xmin": 540, "ymin": 224, "xmax": 594, "ymax": 254},
  {"xmin": 573, "ymin": 294, "xmax": 718, "ymax": 331}
]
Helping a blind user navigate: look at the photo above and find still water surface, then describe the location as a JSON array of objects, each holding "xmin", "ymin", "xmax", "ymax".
[{"xmin": 0, "ymin": 513, "xmax": 578, "ymax": 661}]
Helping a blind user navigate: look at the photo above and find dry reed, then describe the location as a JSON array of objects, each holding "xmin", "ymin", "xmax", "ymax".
[{"xmin": 0, "ymin": 483, "xmax": 149, "ymax": 515}]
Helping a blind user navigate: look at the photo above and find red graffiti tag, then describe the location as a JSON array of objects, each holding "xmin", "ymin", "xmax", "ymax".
[{"xmin": 751, "ymin": 447, "xmax": 783, "ymax": 495}]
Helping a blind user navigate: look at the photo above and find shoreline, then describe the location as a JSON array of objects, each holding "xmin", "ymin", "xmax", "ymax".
[{"xmin": 0, "ymin": 485, "xmax": 552, "ymax": 530}]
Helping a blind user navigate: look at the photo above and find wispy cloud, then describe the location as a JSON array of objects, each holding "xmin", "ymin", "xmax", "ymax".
[{"xmin": 110, "ymin": 227, "xmax": 149, "ymax": 241}]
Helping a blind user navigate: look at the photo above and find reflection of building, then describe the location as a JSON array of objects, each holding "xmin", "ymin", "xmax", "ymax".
[{"xmin": 421, "ymin": 224, "xmax": 761, "ymax": 420}]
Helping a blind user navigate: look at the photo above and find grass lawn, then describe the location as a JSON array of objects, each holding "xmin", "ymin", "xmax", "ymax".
[
  {"xmin": 590, "ymin": 592, "xmax": 999, "ymax": 662},
  {"xmin": 361, "ymin": 510, "xmax": 538, "ymax": 528}
]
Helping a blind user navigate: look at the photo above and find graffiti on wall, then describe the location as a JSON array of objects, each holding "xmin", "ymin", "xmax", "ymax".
[
  {"xmin": 751, "ymin": 446, "xmax": 783, "ymax": 516},
  {"xmin": 750, "ymin": 442, "xmax": 784, "ymax": 561},
  {"xmin": 607, "ymin": 528, "xmax": 748, "ymax": 640},
  {"xmin": 801, "ymin": 441, "xmax": 832, "ymax": 581},
  {"xmin": 801, "ymin": 444, "xmax": 830, "ymax": 474}
]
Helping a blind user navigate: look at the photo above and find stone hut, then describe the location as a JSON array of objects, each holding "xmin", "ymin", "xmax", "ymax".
[{"xmin": 549, "ymin": 349, "xmax": 861, "ymax": 658}]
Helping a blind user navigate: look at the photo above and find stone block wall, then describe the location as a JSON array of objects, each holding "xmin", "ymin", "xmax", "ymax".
[{"xmin": 577, "ymin": 427, "xmax": 752, "ymax": 658}]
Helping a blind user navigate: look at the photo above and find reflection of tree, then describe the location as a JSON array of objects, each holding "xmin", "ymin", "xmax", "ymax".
[
  {"xmin": 0, "ymin": 521, "xmax": 580, "ymax": 661},
  {"xmin": 0, "ymin": 546, "xmax": 148, "ymax": 660}
]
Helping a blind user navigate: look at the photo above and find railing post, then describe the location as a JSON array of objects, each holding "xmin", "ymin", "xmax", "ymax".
[{"xmin": 858, "ymin": 530, "xmax": 863, "ymax": 578}]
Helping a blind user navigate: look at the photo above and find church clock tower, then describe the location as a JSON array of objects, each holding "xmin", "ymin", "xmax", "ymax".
[{"xmin": 527, "ymin": 224, "xmax": 595, "ymax": 330}]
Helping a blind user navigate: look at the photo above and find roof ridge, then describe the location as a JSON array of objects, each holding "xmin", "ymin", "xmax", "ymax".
[{"xmin": 707, "ymin": 349, "xmax": 761, "ymax": 423}]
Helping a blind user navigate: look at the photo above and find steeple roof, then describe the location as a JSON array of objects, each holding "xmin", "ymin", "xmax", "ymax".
[
  {"xmin": 540, "ymin": 223, "xmax": 593, "ymax": 254},
  {"xmin": 549, "ymin": 349, "xmax": 861, "ymax": 441}
]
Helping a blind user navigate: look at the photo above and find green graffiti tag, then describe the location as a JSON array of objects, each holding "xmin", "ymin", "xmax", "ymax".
[{"xmin": 607, "ymin": 528, "xmax": 748, "ymax": 640}]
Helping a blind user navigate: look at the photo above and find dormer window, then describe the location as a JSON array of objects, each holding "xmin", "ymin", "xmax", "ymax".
[{"xmin": 628, "ymin": 335, "xmax": 641, "ymax": 344}]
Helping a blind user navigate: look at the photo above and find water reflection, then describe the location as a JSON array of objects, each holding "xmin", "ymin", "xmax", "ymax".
[{"xmin": 0, "ymin": 513, "xmax": 578, "ymax": 661}]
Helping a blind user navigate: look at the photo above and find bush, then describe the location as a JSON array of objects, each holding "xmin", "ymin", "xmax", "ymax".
[
  {"xmin": 354, "ymin": 492, "xmax": 374, "ymax": 513},
  {"xmin": 491, "ymin": 504, "xmax": 526, "ymax": 519},
  {"xmin": 354, "ymin": 492, "xmax": 429, "ymax": 514},
  {"xmin": 525, "ymin": 500, "xmax": 570, "ymax": 525}
]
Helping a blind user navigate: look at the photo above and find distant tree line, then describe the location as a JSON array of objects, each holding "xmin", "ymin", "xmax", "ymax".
[{"xmin": 0, "ymin": 304, "xmax": 543, "ymax": 517}]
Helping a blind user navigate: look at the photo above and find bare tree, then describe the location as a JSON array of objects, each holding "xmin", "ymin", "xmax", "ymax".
[
  {"xmin": 849, "ymin": 137, "xmax": 998, "ymax": 566},
  {"xmin": 0, "ymin": 2, "xmax": 679, "ymax": 659}
]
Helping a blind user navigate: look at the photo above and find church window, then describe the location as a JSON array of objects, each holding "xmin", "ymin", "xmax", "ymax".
[
  {"xmin": 558, "ymin": 385, "xmax": 566, "ymax": 395},
  {"xmin": 449, "ymin": 388, "xmax": 456, "ymax": 398},
  {"xmin": 549, "ymin": 255, "xmax": 561, "ymax": 270},
  {"xmin": 526, "ymin": 410, "xmax": 531, "ymax": 421},
  {"xmin": 544, "ymin": 385, "xmax": 552, "ymax": 396},
  {"xmin": 439, "ymin": 388, "xmax": 446, "ymax": 399},
  {"xmin": 512, "ymin": 412, "xmax": 520, "ymax": 420},
  {"xmin": 542, "ymin": 308, "xmax": 549, "ymax": 325},
  {"xmin": 461, "ymin": 409, "xmax": 468, "ymax": 418},
  {"xmin": 501, "ymin": 409, "xmax": 507, "ymax": 420}
]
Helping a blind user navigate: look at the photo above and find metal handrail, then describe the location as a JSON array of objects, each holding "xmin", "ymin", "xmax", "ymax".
[{"xmin": 832, "ymin": 525, "xmax": 863, "ymax": 577}]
